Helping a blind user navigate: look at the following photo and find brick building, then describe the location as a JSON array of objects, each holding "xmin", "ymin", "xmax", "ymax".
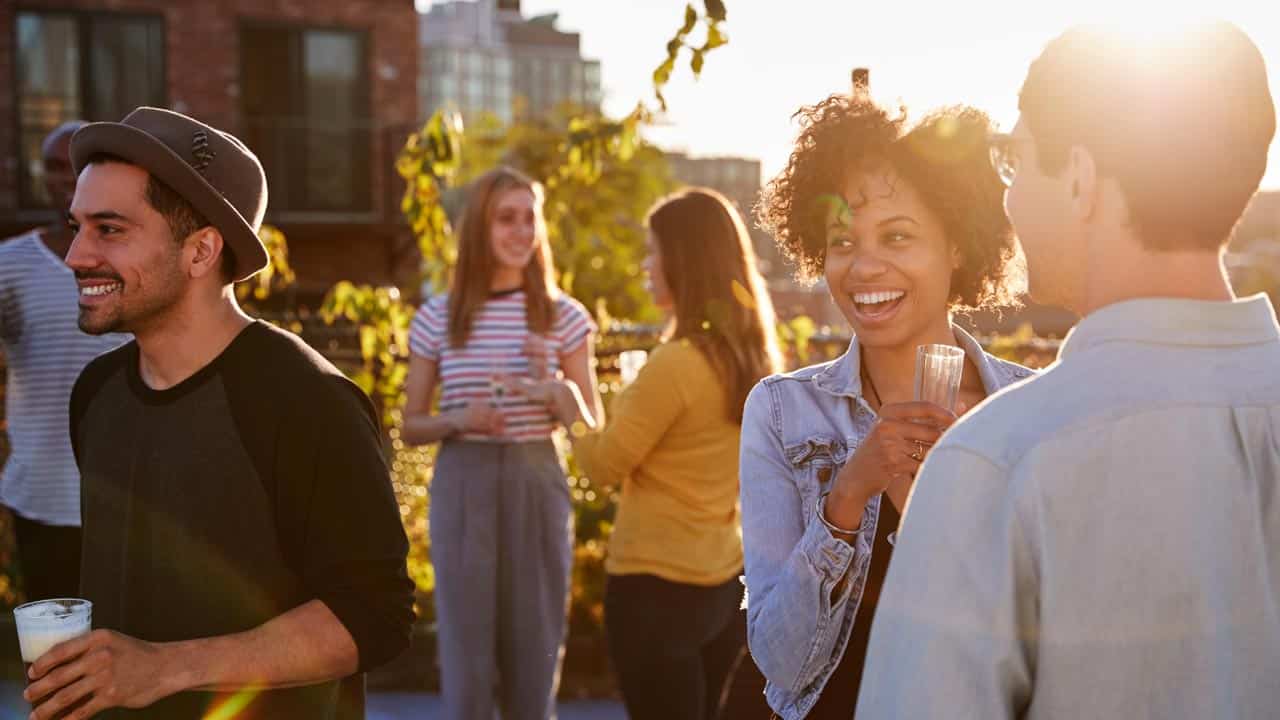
[{"xmin": 1, "ymin": 0, "xmax": 420, "ymax": 301}]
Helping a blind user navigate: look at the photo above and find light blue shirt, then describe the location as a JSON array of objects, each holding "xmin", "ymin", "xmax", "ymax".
[
  {"xmin": 857, "ymin": 295, "xmax": 1280, "ymax": 719},
  {"xmin": 739, "ymin": 325, "xmax": 1033, "ymax": 719}
]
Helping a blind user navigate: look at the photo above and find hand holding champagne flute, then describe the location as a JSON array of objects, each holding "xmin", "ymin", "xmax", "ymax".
[{"xmin": 823, "ymin": 344, "xmax": 965, "ymax": 531}]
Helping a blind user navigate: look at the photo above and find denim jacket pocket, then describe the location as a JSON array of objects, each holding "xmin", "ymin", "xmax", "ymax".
[{"xmin": 787, "ymin": 436, "xmax": 850, "ymax": 526}]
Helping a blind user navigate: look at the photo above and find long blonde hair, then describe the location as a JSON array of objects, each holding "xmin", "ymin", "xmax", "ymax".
[
  {"xmin": 448, "ymin": 167, "xmax": 557, "ymax": 347},
  {"xmin": 648, "ymin": 188, "xmax": 783, "ymax": 423}
]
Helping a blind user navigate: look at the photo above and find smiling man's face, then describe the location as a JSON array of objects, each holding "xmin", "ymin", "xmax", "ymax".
[{"xmin": 65, "ymin": 160, "xmax": 190, "ymax": 336}]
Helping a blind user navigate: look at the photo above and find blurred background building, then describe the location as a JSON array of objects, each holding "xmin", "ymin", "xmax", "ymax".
[
  {"xmin": 2, "ymin": 0, "xmax": 420, "ymax": 302},
  {"xmin": 1227, "ymin": 190, "xmax": 1280, "ymax": 307},
  {"xmin": 7, "ymin": 1, "xmax": 1273, "ymax": 336},
  {"xmin": 664, "ymin": 150, "xmax": 844, "ymax": 326},
  {"xmin": 418, "ymin": 0, "xmax": 601, "ymax": 125}
]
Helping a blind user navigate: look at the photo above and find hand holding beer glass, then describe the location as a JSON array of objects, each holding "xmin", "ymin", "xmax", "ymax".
[{"xmin": 14, "ymin": 599, "xmax": 92, "ymax": 717}]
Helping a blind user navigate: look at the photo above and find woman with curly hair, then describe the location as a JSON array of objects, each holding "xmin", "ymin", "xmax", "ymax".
[{"xmin": 738, "ymin": 74, "xmax": 1034, "ymax": 719}]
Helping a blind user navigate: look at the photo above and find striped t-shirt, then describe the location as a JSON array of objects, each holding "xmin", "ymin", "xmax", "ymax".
[
  {"xmin": 0, "ymin": 232, "xmax": 127, "ymax": 526},
  {"xmin": 409, "ymin": 290, "xmax": 595, "ymax": 442}
]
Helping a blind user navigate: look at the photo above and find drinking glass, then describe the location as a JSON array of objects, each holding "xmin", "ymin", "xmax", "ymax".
[
  {"xmin": 14, "ymin": 598, "xmax": 92, "ymax": 716},
  {"xmin": 913, "ymin": 344, "xmax": 964, "ymax": 412},
  {"xmin": 618, "ymin": 350, "xmax": 648, "ymax": 386}
]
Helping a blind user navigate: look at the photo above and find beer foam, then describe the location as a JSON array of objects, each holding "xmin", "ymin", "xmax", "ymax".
[
  {"xmin": 19, "ymin": 624, "xmax": 89, "ymax": 663},
  {"xmin": 14, "ymin": 600, "xmax": 92, "ymax": 662},
  {"xmin": 26, "ymin": 603, "xmax": 73, "ymax": 619}
]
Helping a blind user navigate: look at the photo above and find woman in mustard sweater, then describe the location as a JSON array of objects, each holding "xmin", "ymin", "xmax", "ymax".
[{"xmin": 510, "ymin": 188, "xmax": 782, "ymax": 719}]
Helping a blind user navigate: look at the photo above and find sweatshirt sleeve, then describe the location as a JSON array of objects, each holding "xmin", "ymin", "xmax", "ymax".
[
  {"xmin": 573, "ymin": 341, "xmax": 689, "ymax": 488},
  {"xmin": 281, "ymin": 377, "xmax": 417, "ymax": 672}
]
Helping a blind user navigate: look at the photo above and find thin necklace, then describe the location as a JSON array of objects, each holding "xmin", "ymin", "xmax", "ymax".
[{"xmin": 861, "ymin": 363, "xmax": 883, "ymax": 409}]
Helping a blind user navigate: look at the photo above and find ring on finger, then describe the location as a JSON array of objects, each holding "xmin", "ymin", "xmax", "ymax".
[{"xmin": 909, "ymin": 439, "xmax": 926, "ymax": 462}]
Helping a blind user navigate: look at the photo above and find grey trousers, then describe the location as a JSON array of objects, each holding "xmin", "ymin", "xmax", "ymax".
[{"xmin": 430, "ymin": 440, "xmax": 574, "ymax": 720}]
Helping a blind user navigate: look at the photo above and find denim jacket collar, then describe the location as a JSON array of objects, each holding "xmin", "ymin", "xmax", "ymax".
[{"xmin": 811, "ymin": 324, "xmax": 1009, "ymax": 401}]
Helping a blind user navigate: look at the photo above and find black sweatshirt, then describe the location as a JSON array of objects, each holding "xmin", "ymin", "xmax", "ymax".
[{"xmin": 70, "ymin": 321, "xmax": 415, "ymax": 719}]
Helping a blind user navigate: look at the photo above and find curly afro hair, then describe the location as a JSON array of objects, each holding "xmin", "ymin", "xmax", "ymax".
[{"xmin": 755, "ymin": 89, "xmax": 1023, "ymax": 312}]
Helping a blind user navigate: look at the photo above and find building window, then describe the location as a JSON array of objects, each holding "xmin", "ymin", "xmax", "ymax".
[
  {"xmin": 240, "ymin": 24, "xmax": 371, "ymax": 213},
  {"xmin": 15, "ymin": 11, "xmax": 164, "ymax": 209},
  {"xmin": 583, "ymin": 61, "xmax": 602, "ymax": 107},
  {"xmin": 495, "ymin": 55, "xmax": 512, "ymax": 83},
  {"xmin": 568, "ymin": 64, "xmax": 583, "ymax": 106}
]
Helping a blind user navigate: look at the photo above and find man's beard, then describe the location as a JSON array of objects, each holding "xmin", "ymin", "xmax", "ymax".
[{"xmin": 76, "ymin": 257, "xmax": 185, "ymax": 336}]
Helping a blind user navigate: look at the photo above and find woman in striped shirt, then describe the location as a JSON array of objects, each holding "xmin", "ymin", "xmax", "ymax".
[{"xmin": 401, "ymin": 166, "xmax": 602, "ymax": 720}]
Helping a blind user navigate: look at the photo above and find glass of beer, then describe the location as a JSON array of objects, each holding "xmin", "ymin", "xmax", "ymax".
[{"xmin": 14, "ymin": 598, "xmax": 92, "ymax": 714}]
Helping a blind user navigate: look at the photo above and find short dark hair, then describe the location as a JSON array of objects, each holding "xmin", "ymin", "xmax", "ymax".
[
  {"xmin": 1019, "ymin": 22, "xmax": 1276, "ymax": 251},
  {"xmin": 85, "ymin": 153, "xmax": 236, "ymax": 281},
  {"xmin": 756, "ymin": 94, "xmax": 1022, "ymax": 311}
]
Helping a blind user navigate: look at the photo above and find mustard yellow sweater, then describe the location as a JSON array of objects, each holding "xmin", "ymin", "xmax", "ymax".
[{"xmin": 575, "ymin": 339, "xmax": 743, "ymax": 586}]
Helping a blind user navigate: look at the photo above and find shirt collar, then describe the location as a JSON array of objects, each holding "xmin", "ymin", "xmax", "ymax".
[
  {"xmin": 1058, "ymin": 293, "xmax": 1280, "ymax": 361},
  {"xmin": 813, "ymin": 324, "xmax": 1008, "ymax": 399}
]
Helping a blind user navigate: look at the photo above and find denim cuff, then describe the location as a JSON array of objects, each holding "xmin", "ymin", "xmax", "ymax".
[{"xmin": 800, "ymin": 504, "xmax": 864, "ymax": 580}]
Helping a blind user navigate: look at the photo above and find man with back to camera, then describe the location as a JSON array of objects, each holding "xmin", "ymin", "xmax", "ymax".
[
  {"xmin": 858, "ymin": 21, "xmax": 1280, "ymax": 719},
  {"xmin": 0, "ymin": 121, "xmax": 125, "ymax": 602},
  {"xmin": 23, "ymin": 107, "xmax": 415, "ymax": 719}
]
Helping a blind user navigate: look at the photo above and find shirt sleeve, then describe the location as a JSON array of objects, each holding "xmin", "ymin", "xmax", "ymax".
[
  {"xmin": 855, "ymin": 445, "xmax": 1037, "ymax": 719},
  {"xmin": 738, "ymin": 380, "xmax": 878, "ymax": 697},
  {"xmin": 553, "ymin": 296, "xmax": 596, "ymax": 355},
  {"xmin": 573, "ymin": 342, "xmax": 685, "ymax": 488},
  {"xmin": 283, "ymin": 377, "xmax": 416, "ymax": 672},
  {"xmin": 408, "ymin": 297, "xmax": 446, "ymax": 361},
  {"xmin": 68, "ymin": 346, "xmax": 130, "ymax": 470}
]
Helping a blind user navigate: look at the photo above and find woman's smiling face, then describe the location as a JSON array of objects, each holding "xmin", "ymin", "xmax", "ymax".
[{"xmin": 823, "ymin": 165, "xmax": 958, "ymax": 350}]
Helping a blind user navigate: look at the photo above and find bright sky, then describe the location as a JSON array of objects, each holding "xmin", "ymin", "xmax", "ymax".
[{"xmin": 423, "ymin": 0, "xmax": 1280, "ymax": 190}]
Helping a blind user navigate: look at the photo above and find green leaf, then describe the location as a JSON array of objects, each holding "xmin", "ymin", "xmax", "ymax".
[
  {"xmin": 352, "ymin": 370, "xmax": 376, "ymax": 395},
  {"xmin": 652, "ymin": 56, "xmax": 675, "ymax": 88},
  {"xmin": 385, "ymin": 361, "xmax": 409, "ymax": 390},
  {"xmin": 616, "ymin": 129, "xmax": 636, "ymax": 162},
  {"xmin": 680, "ymin": 4, "xmax": 697, "ymax": 35},
  {"xmin": 703, "ymin": 23, "xmax": 728, "ymax": 50}
]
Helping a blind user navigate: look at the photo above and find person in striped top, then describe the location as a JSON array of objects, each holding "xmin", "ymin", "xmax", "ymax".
[
  {"xmin": 408, "ymin": 289, "xmax": 595, "ymax": 442},
  {"xmin": 0, "ymin": 121, "xmax": 125, "ymax": 601},
  {"xmin": 401, "ymin": 166, "xmax": 602, "ymax": 720}
]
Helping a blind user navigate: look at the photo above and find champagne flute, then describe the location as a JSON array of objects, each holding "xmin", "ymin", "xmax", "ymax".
[{"xmin": 913, "ymin": 344, "xmax": 964, "ymax": 412}]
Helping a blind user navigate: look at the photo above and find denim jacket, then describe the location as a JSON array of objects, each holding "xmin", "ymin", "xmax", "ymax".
[{"xmin": 738, "ymin": 327, "xmax": 1034, "ymax": 719}]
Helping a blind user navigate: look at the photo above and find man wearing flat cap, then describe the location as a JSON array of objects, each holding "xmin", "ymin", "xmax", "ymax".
[{"xmin": 24, "ymin": 107, "xmax": 414, "ymax": 719}]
